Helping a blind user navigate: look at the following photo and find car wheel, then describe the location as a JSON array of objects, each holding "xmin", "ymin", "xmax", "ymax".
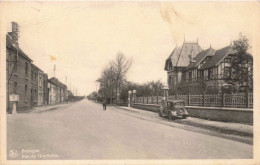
[
  {"xmin": 158, "ymin": 111, "xmax": 162, "ymax": 117},
  {"xmin": 168, "ymin": 112, "xmax": 173, "ymax": 120}
]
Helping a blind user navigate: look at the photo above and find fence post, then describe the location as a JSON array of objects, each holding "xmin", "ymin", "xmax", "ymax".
[
  {"xmin": 203, "ymin": 93, "xmax": 205, "ymax": 106},
  {"xmin": 246, "ymin": 91, "xmax": 249, "ymax": 108},
  {"xmin": 188, "ymin": 94, "xmax": 190, "ymax": 106},
  {"xmin": 147, "ymin": 96, "xmax": 148, "ymax": 104},
  {"xmin": 143, "ymin": 96, "xmax": 144, "ymax": 104},
  {"xmin": 222, "ymin": 93, "xmax": 225, "ymax": 107},
  {"xmin": 157, "ymin": 95, "xmax": 158, "ymax": 104}
]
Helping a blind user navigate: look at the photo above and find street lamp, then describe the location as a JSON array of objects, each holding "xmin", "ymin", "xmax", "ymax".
[{"xmin": 162, "ymin": 85, "xmax": 169, "ymax": 101}]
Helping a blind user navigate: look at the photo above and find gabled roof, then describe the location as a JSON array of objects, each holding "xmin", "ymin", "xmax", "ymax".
[
  {"xmin": 6, "ymin": 34, "xmax": 32, "ymax": 61},
  {"xmin": 187, "ymin": 47, "xmax": 215, "ymax": 69},
  {"xmin": 164, "ymin": 46, "xmax": 181, "ymax": 70},
  {"xmin": 49, "ymin": 77, "xmax": 67, "ymax": 89},
  {"xmin": 176, "ymin": 42, "xmax": 203, "ymax": 67},
  {"xmin": 31, "ymin": 63, "xmax": 44, "ymax": 73},
  {"xmin": 164, "ymin": 42, "xmax": 203, "ymax": 70},
  {"xmin": 6, "ymin": 34, "xmax": 33, "ymax": 62},
  {"xmin": 200, "ymin": 45, "xmax": 237, "ymax": 70}
]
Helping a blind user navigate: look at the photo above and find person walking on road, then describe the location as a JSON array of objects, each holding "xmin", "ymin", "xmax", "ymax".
[{"xmin": 102, "ymin": 99, "xmax": 107, "ymax": 110}]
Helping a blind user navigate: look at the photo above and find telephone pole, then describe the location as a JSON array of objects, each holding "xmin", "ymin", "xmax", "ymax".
[{"xmin": 54, "ymin": 64, "xmax": 56, "ymax": 78}]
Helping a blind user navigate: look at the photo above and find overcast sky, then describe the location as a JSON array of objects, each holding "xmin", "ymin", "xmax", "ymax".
[{"xmin": 2, "ymin": 1, "xmax": 258, "ymax": 95}]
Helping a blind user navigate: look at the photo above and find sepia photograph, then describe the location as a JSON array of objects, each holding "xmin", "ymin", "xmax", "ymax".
[{"xmin": 0, "ymin": 1, "xmax": 259, "ymax": 164}]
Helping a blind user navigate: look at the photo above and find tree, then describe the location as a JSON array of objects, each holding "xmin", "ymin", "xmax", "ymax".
[
  {"xmin": 119, "ymin": 80, "xmax": 163, "ymax": 101},
  {"xmin": 96, "ymin": 66, "xmax": 116, "ymax": 103},
  {"xmin": 229, "ymin": 33, "xmax": 253, "ymax": 93},
  {"xmin": 112, "ymin": 53, "xmax": 132, "ymax": 102},
  {"xmin": 96, "ymin": 53, "xmax": 132, "ymax": 103}
]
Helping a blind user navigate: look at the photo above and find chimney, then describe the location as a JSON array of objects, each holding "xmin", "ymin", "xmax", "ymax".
[{"xmin": 10, "ymin": 22, "xmax": 19, "ymax": 48}]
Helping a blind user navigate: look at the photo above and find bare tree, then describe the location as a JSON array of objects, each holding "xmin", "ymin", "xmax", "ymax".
[{"xmin": 112, "ymin": 53, "xmax": 132, "ymax": 102}]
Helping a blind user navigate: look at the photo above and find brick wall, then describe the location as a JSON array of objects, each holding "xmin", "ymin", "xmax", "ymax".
[{"xmin": 7, "ymin": 47, "xmax": 32, "ymax": 112}]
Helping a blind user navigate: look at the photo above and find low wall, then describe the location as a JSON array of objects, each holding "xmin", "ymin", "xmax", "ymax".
[
  {"xmin": 186, "ymin": 106, "xmax": 253, "ymax": 124},
  {"xmin": 133, "ymin": 103, "xmax": 160, "ymax": 112},
  {"xmin": 132, "ymin": 103, "xmax": 253, "ymax": 124},
  {"xmin": 117, "ymin": 102, "xmax": 128, "ymax": 107}
]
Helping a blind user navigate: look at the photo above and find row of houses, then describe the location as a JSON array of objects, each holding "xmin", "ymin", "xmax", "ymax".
[
  {"xmin": 6, "ymin": 22, "xmax": 71, "ymax": 113},
  {"xmin": 164, "ymin": 39, "xmax": 253, "ymax": 93}
]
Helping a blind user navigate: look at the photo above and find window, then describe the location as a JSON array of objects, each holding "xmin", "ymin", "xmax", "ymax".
[
  {"xmin": 39, "ymin": 75, "xmax": 42, "ymax": 87},
  {"xmin": 224, "ymin": 58, "xmax": 231, "ymax": 63},
  {"xmin": 168, "ymin": 75, "xmax": 172, "ymax": 84},
  {"xmin": 35, "ymin": 73, "xmax": 37, "ymax": 81},
  {"xmin": 169, "ymin": 61, "xmax": 173, "ymax": 71},
  {"xmin": 173, "ymin": 75, "xmax": 177, "ymax": 85},
  {"xmin": 25, "ymin": 62, "xmax": 28, "ymax": 77},
  {"xmin": 13, "ymin": 82, "xmax": 17, "ymax": 94},
  {"xmin": 212, "ymin": 67, "xmax": 218, "ymax": 78},
  {"xmin": 31, "ymin": 71, "xmax": 33, "ymax": 80},
  {"xmin": 204, "ymin": 70, "xmax": 208, "ymax": 80},
  {"xmin": 25, "ymin": 85, "xmax": 28, "ymax": 95},
  {"xmin": 224, "ymin": 67, "xmax": 231, "ymax": 78},
  {"xmin": 208, "ymin": 68, "xmax": 213, "ymax": 79}
]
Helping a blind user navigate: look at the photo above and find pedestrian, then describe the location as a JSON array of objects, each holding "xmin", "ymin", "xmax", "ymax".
[{"xmin": 102, "ymin": 99, "xmax": 107, "ymax": 110}]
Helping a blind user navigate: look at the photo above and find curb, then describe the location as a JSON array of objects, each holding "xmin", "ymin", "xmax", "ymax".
[{"xmin": 115, "ymin": 105, "xmax": 253, "ymax": 137}]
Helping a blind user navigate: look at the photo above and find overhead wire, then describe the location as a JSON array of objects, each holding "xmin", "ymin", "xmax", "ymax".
[
  {"xmin": 20, "ymin": 5, "xmax": 76, "ymax": 26},
  {"xmin": 20, "ymin": 4, "xmax": 88, "ymax": 29}
]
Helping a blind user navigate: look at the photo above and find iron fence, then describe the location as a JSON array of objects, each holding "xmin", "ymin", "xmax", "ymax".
[{"xmin": 135, "ymin": 92, "xmax": 253, "ymax": 108}]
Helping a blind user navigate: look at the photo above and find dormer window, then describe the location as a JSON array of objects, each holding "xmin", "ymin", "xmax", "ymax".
[
  {"xmin": 169, "ymin": 61, "xmax": 173, "ymax": 71},
  {"xmin": 224, "ymin": 58, "xmax": 231, "ymax": 63}
]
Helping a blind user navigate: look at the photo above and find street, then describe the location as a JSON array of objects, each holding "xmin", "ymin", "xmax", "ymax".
[{"xmin": 7, "ymin": 100, "xmax": 252, "ymax": 159}]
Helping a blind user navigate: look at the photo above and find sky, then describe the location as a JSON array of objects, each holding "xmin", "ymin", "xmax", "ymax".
[{"xmin": 1, "ymin": 1, "xmax": 259, "ymax": 95}]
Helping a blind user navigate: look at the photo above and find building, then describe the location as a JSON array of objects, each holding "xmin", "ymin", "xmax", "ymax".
[
  {"xmin": 6, "ymin": 22, "xmax": 33, "ymax": 112},
  {"xmin": 38, "ymin": 69, "xmax": 44, "ymax": 106},
  {"xmin": 48, "ymin": 79, "xmax": 57, "ymax": 105},
  {"xmin": 186, "ymin": 47, "xmax": 215, "ymax": 83},
  {"xmin": 43, "ymin": 73, "xmax": 49, "ymax": 105},
  {"xmin": 6, "ymin": 22, "xmax": 70, "ymax": 112},
  {"xmin": 31, "ymin": 64, "xmax": 38, "ymax": 107},
  {"xmin": 199, "ymin": 45, "xmax": 253, "ymax": 92},
  {"xmin": 48, "ymin": 77, "xmax": 67, "ymax": 105},
  {"xmin": 164, "ymin": 41, "xmax": 253, "ymax": 93},
  {"xmin": 164, "ymin": 40, "xmax": 203, "ymax": 88}
]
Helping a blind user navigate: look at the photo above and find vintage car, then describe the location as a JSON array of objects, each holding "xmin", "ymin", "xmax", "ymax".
[{"xmin": 158, "ymin": 100, "xmax": 189, "ymax": 120}]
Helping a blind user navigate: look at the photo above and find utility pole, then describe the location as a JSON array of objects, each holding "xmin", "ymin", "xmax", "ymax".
[{"xmin": 54, "ymin": 64, "xmax": 56, "ymax": 78}]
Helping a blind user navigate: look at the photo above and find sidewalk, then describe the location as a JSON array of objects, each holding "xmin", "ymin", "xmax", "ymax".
[
  {"xmin": 115, "ymin": 105, "xmax": 253, "ymax": 137},
  {"xmin": 17, "ymin": 102, "xmax": 74, "ymax": 113}
]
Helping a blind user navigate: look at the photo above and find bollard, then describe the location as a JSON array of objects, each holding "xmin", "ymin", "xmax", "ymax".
[
  {"xmin": 128, "ymin": 90, "xmax": 132, "ymax": 107},
  {"xmin": 12, "ymin": 102, "xmax": 17, "ymax": 114}
]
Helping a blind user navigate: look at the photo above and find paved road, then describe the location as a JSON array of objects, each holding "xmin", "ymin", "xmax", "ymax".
[{"xmin": 7, "ymin": 100, "xmax": 252, "ymax": 159}]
